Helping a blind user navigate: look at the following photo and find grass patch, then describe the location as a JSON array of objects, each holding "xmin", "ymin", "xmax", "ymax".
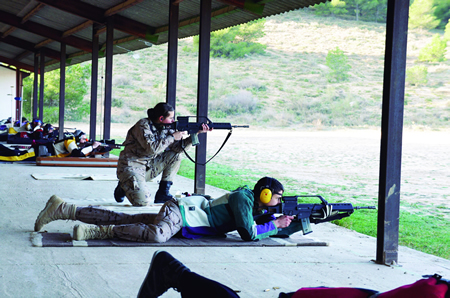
[
  {"xmin": 178, "ymin": 159, "xmax": 264, "ymax": 190},
  {"xmin": 334, "ymin": 205, "xmax": 450, "ymax": 259}
]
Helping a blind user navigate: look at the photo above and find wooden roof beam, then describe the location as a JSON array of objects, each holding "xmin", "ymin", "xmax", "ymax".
[
  {"xmin": 216, "ymin": 0, "xmax": 266, "ymax": 15},
  {"xmin": 13, "ymin": 50, "xmax": 33, "ymax": 61},
  {"xmin": 1, "ymin": 35, "xmax": 61, "ymax": 60},
  {"xmin": 155, "ymin": 6, "xmax": 238, "ymax": 34},
  {"xmin": 1, "ymin": 3, "xmax": 45, "ymax": 41},
  {"xmin": 21, "ymin": 3, "xmax": 45, "ymax": 24},
  {"xmin": 62, "ymin": 20, "xmax": 93, "ymax": 38},
  {"xmin": 0, "ymin": 55, "xmax": 34, "ymax": 72},
  {"xmin": 36, "ymin": 0, "xmax": 156, "ymax": 41},
  {"xmin": 0, "ymin": 9, "xmax": 92, "ymax": 52},
  {"xmin": 1, "ymin": 26, "xmax": 16, "ymax": 38},
  {"xmin": 37, "ymin": 0, "xmax": 105, "ymax": 23},
  {"xmin": 35, "ymin": 39, "xmax": 54, "ymax": 48},
  {"xmin": 104, "ymin": 0, "xmax": 144, "ymax": 17}
]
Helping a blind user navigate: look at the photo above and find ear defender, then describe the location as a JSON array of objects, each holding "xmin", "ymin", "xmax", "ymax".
[{"xmin": 259, "ymin": 177, "xmax": 273, "ymax": 204}]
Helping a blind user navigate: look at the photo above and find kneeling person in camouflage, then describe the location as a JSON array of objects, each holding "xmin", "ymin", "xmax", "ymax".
[{"xmin": 114, "ymin": 102, "xmax": 211, "ymax": 206}]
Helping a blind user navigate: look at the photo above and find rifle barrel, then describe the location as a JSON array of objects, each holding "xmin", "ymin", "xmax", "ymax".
[
  {"xmin": 231, "ymin": 125, "xmax": 249, "ymax": 128},
  {"xmin": 354, "ymin": 206, "xmax": 376, "ymax": 210}
]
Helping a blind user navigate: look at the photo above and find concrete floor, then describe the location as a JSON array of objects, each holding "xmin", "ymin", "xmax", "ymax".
[{"xmin": 1, "ymin": 163, "xmax": 449, "ymax": 297}]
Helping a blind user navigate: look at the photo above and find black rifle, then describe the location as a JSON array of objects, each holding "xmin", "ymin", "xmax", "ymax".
[
  {"xmin": 259, "ymin": 195, "xmax": 376, "ymax": 234},
  {"xmin": 84, "ymin": 139, "xmax": 123, "ymax": 155},
  {"xmin": 168, "ymin": 116, "xmax": 249, "ymax": 146}
]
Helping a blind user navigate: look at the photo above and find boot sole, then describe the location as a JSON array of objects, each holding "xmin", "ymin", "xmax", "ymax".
[
  {"xmin": 114, "ymin": 185, "xmax": 125, "ymax": 203},
  {"xmin": 73, "ymin": 224, "xmax": 90, "ymax": 241},
  {"xmin": 137, "ymin": 250, "xmax": 164, "ymax": 298},
  {"xmin": 34, "ymin": 195, "xmax": 62, "ymax": 232}
]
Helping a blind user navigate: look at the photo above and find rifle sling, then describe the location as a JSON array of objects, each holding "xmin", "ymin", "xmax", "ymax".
[{"xmin": 182, "ymin": 129, "xmax": 233, "ymax": 166}]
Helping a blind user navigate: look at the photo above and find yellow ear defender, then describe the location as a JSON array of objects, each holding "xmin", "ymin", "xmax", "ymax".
[
  {"xmin": 260, "ymin": 188, "xmax": 272, "ymax": 204},
  {"xmin": 259, "ymin": 177, "xmax": 273, "ymax": 204}
]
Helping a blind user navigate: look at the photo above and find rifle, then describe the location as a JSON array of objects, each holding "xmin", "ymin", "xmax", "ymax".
[
  {"xmin": 259, "ymin": 195, "xmax": 376, "ymax": 235},
  {"xmin": 168, "ymin": 116, "xmax": 249, "ymax": 146},
  {"xmin": 85, "ymin": 139, "xmax": 123, "ymax": 154}
]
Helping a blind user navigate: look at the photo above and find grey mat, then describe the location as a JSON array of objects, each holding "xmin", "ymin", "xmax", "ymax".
[
  {"xmin": 31, "ymin": 173, "xmax": 118, "ymax": 181},
  {"xmin": 31, "ymin": 232, "xmax": 329, "ymax": 247}
]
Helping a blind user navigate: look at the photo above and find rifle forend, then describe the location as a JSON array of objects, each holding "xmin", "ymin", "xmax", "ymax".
[
  {"xmin": 261, "ymin": 195, "xmax": 376, "ymax": 235},
  {"xmin": 168, "ymin": 116, "xmax": 249, "ymax": 146}
]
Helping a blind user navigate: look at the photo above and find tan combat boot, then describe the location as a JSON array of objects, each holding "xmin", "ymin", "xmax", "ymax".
[
  {"xmin": 73, "ymin": 224, "xmax": 115, "ymax": 241},
  {"xmin": 34, "ymin": 195, "xmax": 77, "ymax": 231}
]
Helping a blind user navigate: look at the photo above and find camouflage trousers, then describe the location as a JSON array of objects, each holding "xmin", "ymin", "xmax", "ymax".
[
  {"xmin": 118, "ymin": 150, "xmax": 182, "ymax": 206},
  {"xmin": 75, "ymin": 199, "xmax": 183, "ymax": 243}
]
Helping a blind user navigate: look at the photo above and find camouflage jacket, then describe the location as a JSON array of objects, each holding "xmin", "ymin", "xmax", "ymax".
[{"xmin": 117, "ymin": 117, "xmax": 192, "ymax": 179}]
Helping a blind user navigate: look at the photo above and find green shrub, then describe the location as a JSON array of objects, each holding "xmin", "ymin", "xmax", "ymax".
[
  {"xmin": 406, "ymin": 65, "xmax": 428, "ymax": 86},
  {"xmin": 445, "ymin": 20, "xmax": 450, "ymax": 41},
  {"xmin": 112, "ymin": 97, "xmax": 124, "ymax": 108},
  {"xmin": 209, "ymin": 90, "xmax": 258, "ymax": 116},
  {"xmin": 418, "ymin": 34, "xmax": 447, "ymax": 62},
  {"xmin": 193, "ymin": 19, "xmax": 267, "ymax": 59},
  {"xmin": 325, "ymin": 47, "xmax": 351, "ymax": 82},
  {"xmin": 113, "ymin": 75, "xmax": 131, "ymax": 86},
  {"xmin": 236, "ymin": 77, "xmax": 267, "ymax": 92}
]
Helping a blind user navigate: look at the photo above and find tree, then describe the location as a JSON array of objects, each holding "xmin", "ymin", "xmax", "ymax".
[
  {"xmin": 433, "ymin": 0, "xmax": 450, "ymax": 29},
  {"xmin": 445, "ymin": 20, "xmax": 450, "ymax": 41},
  {"xmin": 325, "ymin": 47, "xmax": 352, "ymax": 82},
  {"xmin": 192, "ymin": 19, "xmax": 267, "ymax": 59},
  {"xmin": 313, "ymin": 0, "xmax": 348, "ymax": 17},
  {"xmin": 22, "ymin": 63, "xmax": 91, "ymax": 123},
  {"xmin": 409, "ymin": 0, "xmax": 440, "ymax": 30},
  {"xmin": 313, "ymin": 0, "xmax": 387, "ymax": 22}
]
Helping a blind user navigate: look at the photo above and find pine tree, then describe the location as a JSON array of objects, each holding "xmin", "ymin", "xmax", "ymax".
[{"xmin": 409, "ymin": 0, "xmax": 440, "ymax": 29}]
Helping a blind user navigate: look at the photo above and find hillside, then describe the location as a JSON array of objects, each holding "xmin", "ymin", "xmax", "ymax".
[{"xmin": 103, "ymin": 8, "xmax": 449, "ymax": 129}]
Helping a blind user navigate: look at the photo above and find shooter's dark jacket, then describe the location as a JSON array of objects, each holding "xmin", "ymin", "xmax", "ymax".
[{"xmin": 178, "ymin": 187, "xmax": 279, "ymax": 241}]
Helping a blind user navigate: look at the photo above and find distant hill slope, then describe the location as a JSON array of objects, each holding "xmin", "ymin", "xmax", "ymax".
[{"xmin": 107, "ymin": 9, "xmax": 449, "ymax": 129}]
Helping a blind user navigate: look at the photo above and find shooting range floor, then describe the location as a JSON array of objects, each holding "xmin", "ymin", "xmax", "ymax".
[{"xmin": 1, "ymin": 163, "xmax": 449, "ymax": 298}]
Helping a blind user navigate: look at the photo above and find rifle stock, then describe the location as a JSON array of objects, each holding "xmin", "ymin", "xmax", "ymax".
[{"xmin": 261, "ymin": 195, "xmax": 376, "ymax": 235}]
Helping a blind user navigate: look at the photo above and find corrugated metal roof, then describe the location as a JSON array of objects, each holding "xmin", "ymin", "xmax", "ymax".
[{"xmin": 0, "ymin": 0, "xmax": 329, "ymax": 73}]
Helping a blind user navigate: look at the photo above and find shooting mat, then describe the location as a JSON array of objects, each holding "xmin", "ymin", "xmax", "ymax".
[
  {"xmin": 30, "ymin": 231, "xmax": 329, "ymax": 247},
  {"xmin": 30, "ymin": 198, "xmax": 329, "ymax": 247},
  {"xmin": 31, "ymin": 173, "xmax": 118, "ymax": 181}
]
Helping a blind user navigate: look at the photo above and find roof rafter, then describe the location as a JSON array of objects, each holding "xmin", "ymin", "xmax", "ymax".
[
  {"xmin": 62, "ymin": 20, "xmax": 94, "ymax": 38},
  {"xmin": 0, "ymin": 9, "xmax": 92, "ymax": 52},
  {"xmin": 21, "ymin": 3, "xmax": 45, "ymax": 24},
  {"xmin": 36, "ymin": 0, "xmax": 157, "ymax": 41},
  {"xmin": 1, "ymin": 35, "xmax": 61, "ymax": 60},
  {"xmin": 155, "ymin": 5, "xmax": 239, "ymax": 34},
  {"xmin": 1, "ymin": 3, "xmax": 46, "ymax": 40},
  {"xmin": 0, "ymin": 55, "xmax": 34, "ymax": 72},
  {"xmin": 13, "ymin": 50, "xmax": 33, "ymax": 61},
  {"xmin": 216, "ymin": 0, "xmax": 266, "ymax": 16},
  {"xmin": 104, "ymin": 0, "xmax": 145, "ymax": 17}
]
